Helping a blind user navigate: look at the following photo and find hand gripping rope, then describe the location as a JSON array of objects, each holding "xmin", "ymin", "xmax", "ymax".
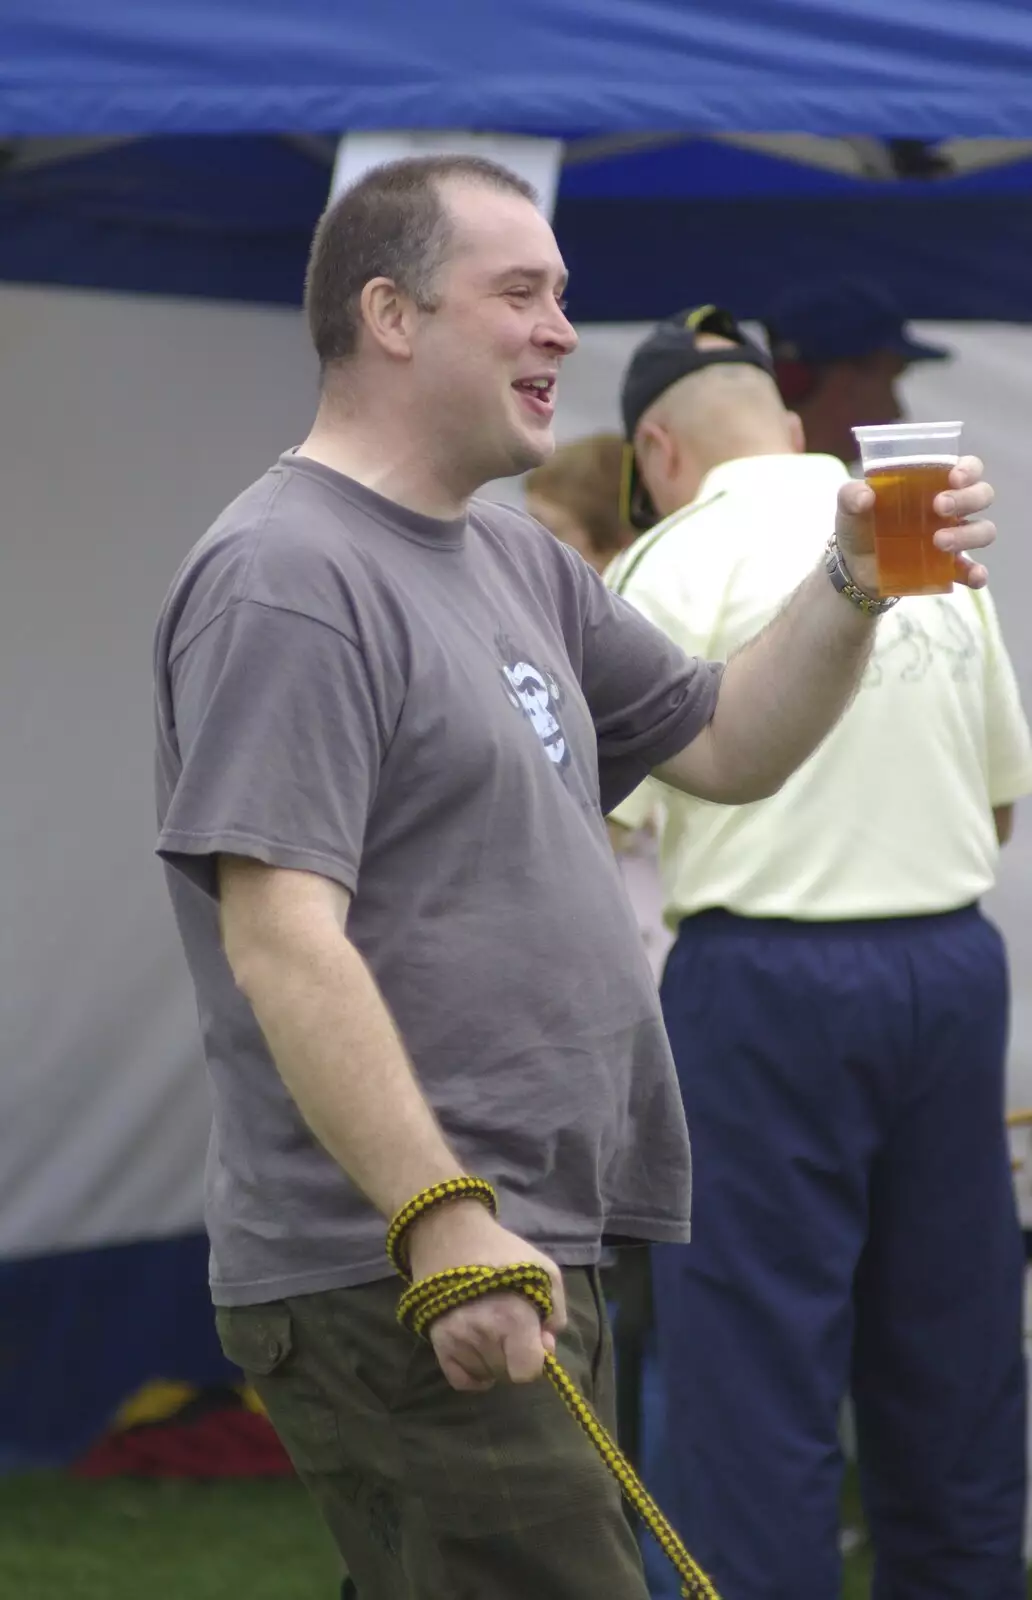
[{"xmin": 386, "ymin": 1176, "xmax": 721, "ymax": 1600}]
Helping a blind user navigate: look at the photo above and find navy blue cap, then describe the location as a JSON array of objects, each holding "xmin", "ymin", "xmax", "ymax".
[{"xmin": 765, "ymin": 278, "xmax": 950, "ymax": 367}]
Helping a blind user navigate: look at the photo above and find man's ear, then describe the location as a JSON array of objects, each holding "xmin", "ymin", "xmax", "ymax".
[
  {"xmin": 636, "ymin": 418, "xmax": 677, "ymax": 485},
  {"xmin": 359, "ymin": 277, "xmax": 416, "ymax": 360},
  {"xmin": 787, "ymin": 411, "xmax": 806, "ymax": 454}
]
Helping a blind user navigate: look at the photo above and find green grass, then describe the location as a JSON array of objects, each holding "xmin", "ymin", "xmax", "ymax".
[
  {"xmin": 841, "ymin": 1468, "xmax": 873, "ymax": 1599},
  {"xmin": 0, "ymin": 1470, "xmax": 1024, "ymax": 1598},
  {"xmin": 0, "ymin": 1473, "xmax": 341, "ymax": 1600}
]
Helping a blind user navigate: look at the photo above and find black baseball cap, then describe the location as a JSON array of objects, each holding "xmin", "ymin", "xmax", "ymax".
[{"xmin": 620, "ymin": 305, "xmax": 775, "ymax": 530}]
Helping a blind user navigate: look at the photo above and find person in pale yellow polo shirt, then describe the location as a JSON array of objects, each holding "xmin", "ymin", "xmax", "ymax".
[
  {"xmin": 607, "ymin": 305, "xmax": 1032, "ymax": 1600},
  {"xmin": 524, "ymin": 434, "xmax": 671, "ymax": 985}
]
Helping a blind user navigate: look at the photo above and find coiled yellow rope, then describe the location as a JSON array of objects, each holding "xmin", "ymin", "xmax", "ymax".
[{"xmin": 386, "ymin": 1177, "xmax": 721, "ymax": 1600}]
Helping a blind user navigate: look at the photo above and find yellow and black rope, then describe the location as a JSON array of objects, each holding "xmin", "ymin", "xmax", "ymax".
[{"xmin": 387, "ymin": 1177, "xmax": 721, "ymax": 1600}]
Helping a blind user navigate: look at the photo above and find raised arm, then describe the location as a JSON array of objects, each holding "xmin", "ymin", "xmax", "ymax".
[
  {"xmin": 656, "ymin": 457, "xmax": 995, "ymax": 804},
  {"xmin": 653, "ymin": 561, "xmax": 873, "ymax": 802}
]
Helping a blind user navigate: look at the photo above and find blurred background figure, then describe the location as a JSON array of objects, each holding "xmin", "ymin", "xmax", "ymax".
[
  {"xmin": 765, "ymin": 276, "xmax": 950, "ymax": 466},
  {"xmin": 527, "ymin": 432, "xmax": 668, "ymax": 1473},
  {"xmin": 525, "ymin": 434, "xmax": 672, "ymax": 986},
  {"xmin": 609, "ymin": 303, "xmax": 1032, "ymax": 1600},
  {"xmin": 525, "ymin": 431, "xmax": 635, "ymax": 573}
]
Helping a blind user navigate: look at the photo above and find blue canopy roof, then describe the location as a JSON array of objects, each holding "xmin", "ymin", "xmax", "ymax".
[
  {"xmin": 4, "ymin": 1, "xmax": 1032, "ymax": 322},
  {"xmin": 8, "ymin": 0, "xmax": 1032, "ymax": 140}
]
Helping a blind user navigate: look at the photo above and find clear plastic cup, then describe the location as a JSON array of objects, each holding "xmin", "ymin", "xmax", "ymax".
[{"xmin": 852, "ymin": 421, "xmax": 962, "ymax": 597}]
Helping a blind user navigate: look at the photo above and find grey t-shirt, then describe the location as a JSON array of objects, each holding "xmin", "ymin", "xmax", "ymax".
[{"xmin": 154, "ymin": 453, "xmax": 721, "ymax": 1304}]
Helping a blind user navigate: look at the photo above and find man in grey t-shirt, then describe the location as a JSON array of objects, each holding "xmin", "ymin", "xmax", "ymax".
[{"xmin": 154, "ymin": 156, "xmax": 996, "ymax": 1600}]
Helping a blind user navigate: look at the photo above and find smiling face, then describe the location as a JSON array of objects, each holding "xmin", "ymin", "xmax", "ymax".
[{"xmin": 406, "ymin": 180, "xmax": 579, "ymax": 487}]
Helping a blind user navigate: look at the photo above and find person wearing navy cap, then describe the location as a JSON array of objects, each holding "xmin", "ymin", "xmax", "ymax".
[
  {"xmin": 765, "ymin": 278, "xmax": 950, "ymax": 468},
  {"xmin": 608, "ymin": 303, "xmax": 1030, "ymax": 1600}
]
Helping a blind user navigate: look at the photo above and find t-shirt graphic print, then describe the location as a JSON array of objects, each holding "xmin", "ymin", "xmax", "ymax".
[{"xmin": 497, "ymin": 630, "xmax": 571, "ymax": 772}]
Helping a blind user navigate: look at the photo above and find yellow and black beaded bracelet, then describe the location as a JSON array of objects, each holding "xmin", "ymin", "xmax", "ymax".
[{"xmin": 385, "ymin": 1175, "xmax": 498, "ymax": 1279}]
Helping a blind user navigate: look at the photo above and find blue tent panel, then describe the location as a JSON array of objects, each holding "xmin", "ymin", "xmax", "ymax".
[
  {"xmin": 561, "ymin": 137, "xmax": 1032, "ymax": 201},
  {"xmin": 5, "ymin": 6, "xmax": 1032, "ymax": 318},
  {"xmin": 6, "ymin": 0, "xmax": 1032, "ymax": 140},
  {"xmin": 0, "ymin": 1234, "xmax": 234, "ymax": 1470},
  {"xmin": 3, "ymin": 135, "xmax": 1032, "ymax": 323},
  {"xmin": 561, "ymin": 195, "xmax": 1032, "ymax": 326}
]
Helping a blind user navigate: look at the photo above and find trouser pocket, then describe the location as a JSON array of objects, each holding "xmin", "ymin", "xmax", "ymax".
[{"xmin": 216, "ymin": 1300, "xmax": 342, "ymax": 1473}]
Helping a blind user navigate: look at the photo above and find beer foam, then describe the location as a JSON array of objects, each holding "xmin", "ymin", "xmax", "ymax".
[{"xmin": 863, "ymin": 454, "xmax": 959, "ymax": 472}]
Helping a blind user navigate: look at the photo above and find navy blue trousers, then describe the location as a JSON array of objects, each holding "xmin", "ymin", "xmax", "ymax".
[{"xmin": 651, "ymin": 905, "xmax": 1026, "ymax": 1600}]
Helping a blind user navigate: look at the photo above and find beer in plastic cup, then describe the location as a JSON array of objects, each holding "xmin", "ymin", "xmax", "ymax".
[{"xmin": 852, "ymin": 421, "xmax": 962, "ymax": 598}]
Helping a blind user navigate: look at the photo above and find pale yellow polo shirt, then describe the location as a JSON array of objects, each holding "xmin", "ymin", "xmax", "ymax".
[{"xmin": 606, "ymin": 453, "xmax": 1032, "ymax": 922}]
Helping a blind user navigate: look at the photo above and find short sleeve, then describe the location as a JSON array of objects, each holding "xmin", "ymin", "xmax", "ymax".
[
  {"xmin": 607, "ymin": 558, "xmax": 716, "ymax": 663},
  {"xmin": 570, "ymin": 556, "xmax": 722, "ymax": 815},
  {"xmin": 157, "ymin": 599, "xmax": 384, "ymax": 898},
  {"xmin": 974, "ymin": 590, "xmax": 1032, "ymax": 806}
]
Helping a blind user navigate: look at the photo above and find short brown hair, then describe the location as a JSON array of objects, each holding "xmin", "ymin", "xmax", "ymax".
[
  {"xmin": 525, "ymin": 434, "xmax": 634, "ymax": 560},
  {"xmin": 304, "ymin": 155, "xmax": 538, "ymax": 371}
]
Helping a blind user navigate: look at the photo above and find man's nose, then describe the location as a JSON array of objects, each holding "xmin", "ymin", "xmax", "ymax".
[{"xmin": 538, "ymin": 307, "xmax": 578, "ymax": 356}]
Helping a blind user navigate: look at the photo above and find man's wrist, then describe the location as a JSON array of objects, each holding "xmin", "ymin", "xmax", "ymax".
[
  {"xmin": 824, "ymin": 536, "xmax": 898, "ymax": 618},
  {"xmin": 387, "ymin": 1175, "xmax": 499, "ymax": 1277},
  {"xmin": 406, "ymin": 1197, "xmax": 501, "ymax": 1274}
]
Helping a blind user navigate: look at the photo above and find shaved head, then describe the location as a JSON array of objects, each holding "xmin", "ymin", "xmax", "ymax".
[
  {"xmin": 643, "ymin": 334, "xmax": 793, "ymax": 457},
  {"xmin": 634, "ymin": 332, "xmax": 803, "ymax": 520}
]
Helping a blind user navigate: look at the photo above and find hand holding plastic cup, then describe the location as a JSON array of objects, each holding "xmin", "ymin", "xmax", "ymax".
[{"xmin": 852, "ymin": 421, "xmax": 963, "ymax": 598}]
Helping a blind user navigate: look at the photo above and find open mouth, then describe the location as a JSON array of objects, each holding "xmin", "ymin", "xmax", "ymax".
[{"xmin": 512, "ymin": 376, "xmax": 556, "ymax": 418}]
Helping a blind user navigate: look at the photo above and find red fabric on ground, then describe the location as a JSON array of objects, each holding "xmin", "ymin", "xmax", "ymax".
[{"xmin": 73, "ymin": 1396, "xmax": 293, "ymax": 1479}]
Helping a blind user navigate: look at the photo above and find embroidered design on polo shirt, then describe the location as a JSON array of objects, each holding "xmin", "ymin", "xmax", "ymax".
[{"xmin": 862, "ymin": 598, "xmax": 978, "ymax": 689}]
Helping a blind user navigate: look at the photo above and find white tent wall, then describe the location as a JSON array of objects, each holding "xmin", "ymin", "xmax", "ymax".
[
  {"xmin": 2, "ymin": 284, "xmax": 1031, "ymax": 1259},
  {"xmin": 0, "ymin": 286, "xmax": 316, "ymax": 1257}
]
